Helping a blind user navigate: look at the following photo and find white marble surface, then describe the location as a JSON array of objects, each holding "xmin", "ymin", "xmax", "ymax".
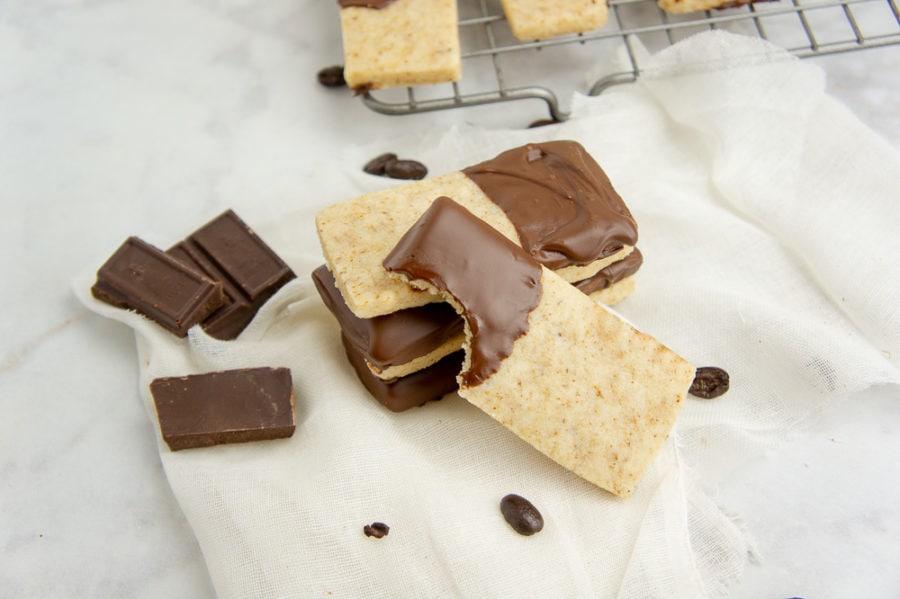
[{"xmin": 2, "ymin": 1, "xmax": 898, "ymax": 597}]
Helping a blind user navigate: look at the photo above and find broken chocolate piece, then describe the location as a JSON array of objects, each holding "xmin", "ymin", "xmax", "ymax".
[
  {"xmin": 91, "ymin": 237, "xmax": 224, "ymax": 337},
  {"xmin": 150, "ymin": 367, "xmax": 296, "ymax": 451},
  {"xmin": 167, "ymin": 210, "xmax": 296, "ymax": 339}
]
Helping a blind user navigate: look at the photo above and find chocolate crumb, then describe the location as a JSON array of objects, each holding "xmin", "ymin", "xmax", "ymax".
[{"xmin": 364, "ymin": 522, "xmax": 390, "ymax": 538}]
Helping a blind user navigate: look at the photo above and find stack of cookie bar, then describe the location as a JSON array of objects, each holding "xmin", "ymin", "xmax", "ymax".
[
  {"xmin": 314, "ymin": 141, "xmax": 644, "ymax": 411},
  {"xmin": 314, "ymin": 140, "xmax": 694, "ymax": 497}
]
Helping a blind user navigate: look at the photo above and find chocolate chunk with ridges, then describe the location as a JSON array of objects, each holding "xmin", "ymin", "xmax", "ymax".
[
  {"xmin": 167, "ymin": 210, "xmax": 296, "ymax": 339},
  {"xmin": 463, "ymin": 141, "xmax": 638, "ymax": 269},
  {"xmin": 150, "ymin": 367, "xmax": 295, "ymax": 451},
  {"xmin": 689, "ymin": 366, "xmax": 730, "ymax": 399},
  {"xmin": 91, "ymin": 237, "xmax": 224, "ymax": 337},
  {"xmin": 500, "ymin": 494, "xmax": 544, "ymax": 536}
]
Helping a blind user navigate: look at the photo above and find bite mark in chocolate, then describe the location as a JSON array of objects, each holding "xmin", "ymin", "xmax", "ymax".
[
  {"xmin": 150, "ymin": 367, "xmax": 296, "ymax": 451},
  {"xmin": 383, "ymin": 197, "xmax": 542, "ymax": 386},
  {"xmin": 462, "ymin": 140, "xmax": 638, "ymax": 269}
]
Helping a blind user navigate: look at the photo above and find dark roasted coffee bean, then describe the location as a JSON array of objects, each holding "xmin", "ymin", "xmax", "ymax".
[
  {"xmin": 363, "ymin": 152, "xmax": 398, "ymax": 175},
  {"xmin": 689, "ymin": 366, "xmax": 730, "ymax": 399},
  {"xmin": 500, "ymin": 494, "xmax": 543, "ymax": 536},
  {"xmin": 527, "ymin": 118, "xmax": 558, "ymax": 128},
  {"xmin": 317, "ymin": 65, "xmax": 346, "ymax": 88},
  {"xmin": 363, "ymin": 522, "xmax": 390, "ymax": 538},
  {"xmin": 385, "ymin": 159, "xmax": 428, "ymax": 180}
]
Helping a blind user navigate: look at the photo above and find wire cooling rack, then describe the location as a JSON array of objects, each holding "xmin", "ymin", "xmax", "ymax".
[{"xmin": 361, "ymin": 0, "xmax": 900, "ymax": 120}]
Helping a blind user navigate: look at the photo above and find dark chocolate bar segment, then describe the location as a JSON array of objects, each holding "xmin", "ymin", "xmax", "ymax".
[
  {"xmin": 150, "ymin": 367, "xmax": 296, "ymax": 451},
  {"xmin": 168, "ymin": 210, "xmax": 296, "ymax": 339},
  {"xmin": 191, "ymin": 210, "xmax": 294, "ymax": 300},
  {"xmin": 91, "ymin": 237, "xmax": 225, "ymax": 337}
]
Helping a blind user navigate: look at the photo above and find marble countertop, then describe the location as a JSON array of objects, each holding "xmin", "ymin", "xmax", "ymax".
[{"xmin": 2, "ymin": 1, "xmax": 898, "ymax": 597}]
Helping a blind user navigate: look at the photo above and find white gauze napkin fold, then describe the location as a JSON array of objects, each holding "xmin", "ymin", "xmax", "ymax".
[{"xmin": 75, "ymin": 31, "xmax": 899, "ymax": 599}]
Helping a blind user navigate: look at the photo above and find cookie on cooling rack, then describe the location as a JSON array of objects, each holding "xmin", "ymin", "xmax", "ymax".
[
  {"xmin": 500, "ymin": 0, "xmax": 609, "ymax": 41},
  {"xmin": 338, "ymin": 0, "xmax": 462, "ymax": 91}
]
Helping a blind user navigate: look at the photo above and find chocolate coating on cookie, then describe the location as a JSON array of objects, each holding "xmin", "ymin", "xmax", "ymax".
[
  {"xmin": 312, "ymin": 265, "xmax": 463, "ymax": 370},
  {"xmin": 462, "ymin": 140, "xmax": 638, "ymax": 269},
  {"xmin": 574, "ymin": 248, "xmax": 643, "ymax": 295},
  {"xmin": 383, "ymin": 197, "xmax": 542, "ymax": 386}
]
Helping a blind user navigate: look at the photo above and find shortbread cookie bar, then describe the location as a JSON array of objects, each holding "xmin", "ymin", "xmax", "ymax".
[
  {"xmin": 338, "ymin": 0, "xmax": 461, "ymax": 91},
  {"xmin": 384, "ymin": 197, "xmax": 694, "ymax": 497},
  {"xmin": 501, "ymin": 0, "xmax": 609, "ymax": 41},
  {"xmin": 316, "ymin": 141, "xmax": 638, "ymax": 319}
]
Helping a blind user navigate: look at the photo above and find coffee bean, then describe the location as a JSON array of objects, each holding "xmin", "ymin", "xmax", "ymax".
[
  {"xmin": 317, "ymin": 65, "xmax": 346, "ymax": 88},
  {"xmin": 363, "ymin": 522, "xmax": 390, "ymax": 538},
  {"xmin": 385, "ymin": 159, "xmax": 428, "ymax": 180},
  {"xmin": 500, "ymin": 494, "xmax": 543, "ymax": 536},
  {"xmin": 689, "ymin": 366, "xmax": 730, "ymax": 399},
  {"xmin": 527, "ymin": 118, "xmax": 558, "ymax": 128},
  {"xmin": 363, "ymin": 152, "xmax": 398, "ymax": 175}
]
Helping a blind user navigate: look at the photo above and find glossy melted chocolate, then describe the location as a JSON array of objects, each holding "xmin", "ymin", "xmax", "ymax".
[
  {"xmin": 383, "ymin": 197, "xmax": 542, "ymax": 386},
  {"xmin": 462, "ymin": 140, "xmax": 638, "ymax": 270}
]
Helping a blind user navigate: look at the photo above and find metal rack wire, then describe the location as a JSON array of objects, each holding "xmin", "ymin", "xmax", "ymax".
[{"xmin": 361, "ymin": 0, "xmax": 900, "ymax": 120}]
